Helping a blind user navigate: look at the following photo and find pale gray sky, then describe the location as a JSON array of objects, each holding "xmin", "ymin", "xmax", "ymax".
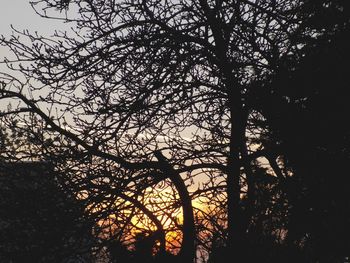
[
  {"xmin": 0, "ymin": 1, "xmax": 72, "ymax": 47},
  {"xmin": 0, "ymin": 1, "xmax": 73, "ymax": 70},
  {"xmin": 0, "ymin": 1, "xmax": 71, "ymax": 108},
  {"xmin": 1, "ymin": 1, "xmax": 31, "ymax": 35},
  {"xmin": 1, "ymin": 1, "xmax": 52, "ymax": 36}
]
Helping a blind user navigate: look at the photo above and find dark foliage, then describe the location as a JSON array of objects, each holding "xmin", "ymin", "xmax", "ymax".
[{"xmin": 0, "ymin": 162, "xmax": 96, "ymax": 262}]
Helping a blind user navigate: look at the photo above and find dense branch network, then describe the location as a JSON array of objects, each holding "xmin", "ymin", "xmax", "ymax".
[{"xmin": 2, "ymin": 0, "xmax": 348, "ymax": 262}]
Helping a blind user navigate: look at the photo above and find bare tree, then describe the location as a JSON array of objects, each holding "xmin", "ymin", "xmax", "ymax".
[{"xmin": 0, "ymin": 0, "xmax": 326, "ymax": 262}]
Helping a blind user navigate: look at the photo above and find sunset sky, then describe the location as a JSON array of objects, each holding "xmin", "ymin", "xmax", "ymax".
[{"xmin": 1, "ymin": 2, "xmax": 348, "ymax": 262}]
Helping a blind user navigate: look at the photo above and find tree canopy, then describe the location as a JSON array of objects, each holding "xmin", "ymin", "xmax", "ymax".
[{"xmin": 1, "ymin": 0, "xmax": 349, "ymax": 262}]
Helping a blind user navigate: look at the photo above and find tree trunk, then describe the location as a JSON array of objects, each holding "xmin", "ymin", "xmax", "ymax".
[
  {"xmin": 226, "ymin": 91, "xmax": 247, "ymax": 261},
  {"xmin": 155, "ymin": 151, "xmax": 195, "ymax": 263}
]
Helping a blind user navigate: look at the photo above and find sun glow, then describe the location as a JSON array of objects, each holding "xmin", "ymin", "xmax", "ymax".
[{"xmin": 91, "ymin": 190, "xmax": 219, "ymax": 257}]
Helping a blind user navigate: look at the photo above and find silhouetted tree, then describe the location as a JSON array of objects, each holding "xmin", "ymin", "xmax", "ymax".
[
  {"xmin": 1, "ymin": 1, "xmax": 349, "ymax": 262},
  {"xmin": 251, "ymin": 1, "xmax": 350, "ymax": 261},
  {"xmin": 0, "ymin": 161, "xmax": 96, "ymax": 262}
]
